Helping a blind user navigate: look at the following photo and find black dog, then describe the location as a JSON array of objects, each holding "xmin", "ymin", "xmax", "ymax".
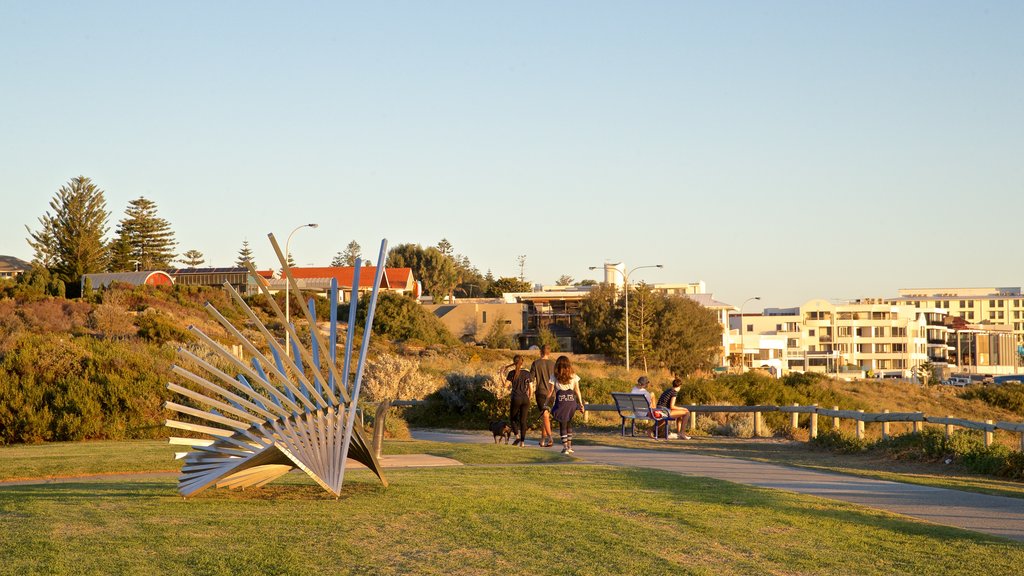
[{"xmin": 489, "ymin": 420, "xmax": 512, "ymax": 444}]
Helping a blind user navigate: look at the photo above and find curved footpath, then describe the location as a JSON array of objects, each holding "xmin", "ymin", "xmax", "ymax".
[{"xmin": 412, "ymin": 429, "xmax": 1024, "ymax": 543}]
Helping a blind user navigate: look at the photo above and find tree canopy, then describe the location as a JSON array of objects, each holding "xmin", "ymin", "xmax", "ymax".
[
  {"xmin": 26, "ymin": 176, "xmax": 110, "ymax": 283},
  {"xmin": 332, "ymin": 240, "xmax": 362, "ymax": 267},
  {"xmin": 235, "ymin": 240, "xmax": 256, "ymax": 268},
  {"xmin": 109, "ymin": 197, "xmax": 177, "ymax": 271},
  {"xmin": 485, "ymin": 277, "xmax": 532, "ymax": 297},
  {"xmin": 181, "ymin": 249, "xmax": 205, "ymax": 267},
  {"xmin": 573, "ymin": 285, "xmax": 722, "ymax": 375}
]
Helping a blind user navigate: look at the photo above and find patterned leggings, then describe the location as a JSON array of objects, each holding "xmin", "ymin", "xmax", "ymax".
[{"xmin": 558, "ymin": 420, "xmax": 574, "ymax": 445}]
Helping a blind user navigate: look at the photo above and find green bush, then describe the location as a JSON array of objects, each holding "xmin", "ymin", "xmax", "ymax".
[
  {"xmin": 0, "ymin": 333, "xmax": 173, "ymax": 444},
  {"xmin": 959, "ymin": 383, "xmax": 1024, "ymax": 417},
  {"xmin": 345, "ymin": 292, "xmax": 457, "ymax": 346},
  {"xmin": 135, "ymin": 310, "xmax": 193, "ymax": 344},
  {"xmin": 405, "ymin": 372, "xmax": 505, "ymax": 429},
  {"xmin": 810, "ymin": 429, "xmax": 870, "ymax": 454}
]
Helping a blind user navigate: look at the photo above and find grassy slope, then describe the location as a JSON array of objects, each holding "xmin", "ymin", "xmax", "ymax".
[{"xmin": 1, "ymin": 465, "xmax": 1022, "ymax": 576}]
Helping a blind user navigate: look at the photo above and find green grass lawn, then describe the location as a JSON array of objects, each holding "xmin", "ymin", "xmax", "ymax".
[
  {"xmin": 576, "ymin": 432, "xmax": 1024, "ymax": 500},
  {"xmin": 0, "ymin": 438, "xmax": 565, "ymax": 482},
  {"xmin": 2, "ymin": 463, "xmax": 1022, "ymax": 576}
]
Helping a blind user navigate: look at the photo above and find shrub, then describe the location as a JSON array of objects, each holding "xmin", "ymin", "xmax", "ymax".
[
  {"xmin": 345, "ymin": 292, "xmax": 457, "ymax": 346},
  {"xmin": 135, "ymin": 309, "xmax": 193, "ymax": 344},
  {"xmin": 960, "ymin": 383, "xmax": 1024, "ymax": 417},
  {"xmin": 811, "ymin": 429, "xmax": 869, "ymax": 454},
  {"xmin": 405, "ymin": 372, "xmax": 505, "ymax": 429}
]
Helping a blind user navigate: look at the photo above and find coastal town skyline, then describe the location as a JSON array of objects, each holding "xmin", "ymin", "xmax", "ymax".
[{"xmin": 3, "ymin": 2, "xmax": 1022, "ymax": 309}]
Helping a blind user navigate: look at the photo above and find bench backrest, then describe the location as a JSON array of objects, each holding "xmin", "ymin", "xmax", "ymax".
[{"xmin": 611, "ymin": 392, "xmax": 652, "ymax": 416}]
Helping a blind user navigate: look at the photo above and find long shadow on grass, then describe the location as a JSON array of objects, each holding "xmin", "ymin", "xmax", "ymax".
[{"xmin": 0, "ymin": 478, "xmax": 387, "ymax": 502}]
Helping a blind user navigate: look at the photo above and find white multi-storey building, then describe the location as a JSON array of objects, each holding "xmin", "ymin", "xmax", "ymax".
[{"xmin": 885, "ymin": 287, "xmax": 1024, "ymax": 347}]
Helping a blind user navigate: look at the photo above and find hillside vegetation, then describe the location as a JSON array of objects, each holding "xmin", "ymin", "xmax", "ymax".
[{"xmin": 1, "ymin": 278, "xmax": 1022, "ymax": 447}]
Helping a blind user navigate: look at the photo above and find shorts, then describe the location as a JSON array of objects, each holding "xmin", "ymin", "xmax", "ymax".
[{"xmin": 535, "ymin": 391, "xmax": 554, "ymax": 412}]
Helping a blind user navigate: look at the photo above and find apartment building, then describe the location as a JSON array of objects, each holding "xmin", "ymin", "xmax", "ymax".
[
  {"xmin": 736, "ymin": 298, "xmax": 1021, "ymax": 378},
  {"xmin": 887, "ymin": 287, "xmax": 1024, "ymax": 346},
  {"xmin": 735, "ymin": 299, "xmax": 940, "ymax": 377}
]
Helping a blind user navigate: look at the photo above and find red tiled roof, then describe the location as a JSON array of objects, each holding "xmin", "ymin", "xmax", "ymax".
[
  {"xmin": 256, "ymin": 270, "xmax": 275, "ymax": 279},
  {"xmin": 289, "ymin": 267, "xmax": 414, "ymax": 290}
]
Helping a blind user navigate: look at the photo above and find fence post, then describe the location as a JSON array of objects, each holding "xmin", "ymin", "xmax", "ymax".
[
  {"xmin": 832, "ymin": 406, "xmax": 840, "ymax": 429},
  {"xmin": 856, "ymin": 410, "xmax": 865, "ymax": 440},
  {"xmin": 913, "ymin": 420, "xmax": 923, "ymax": 434},
  {"xmin": 753, "ymin": 411, "xmax": 762, "ymax": 437},
  {"xmin": 791, "ymin": 403, "xmax": 799, "ymax": 429},
  {"xmin": 689, "ymin": 410, "xmax": 697, "ymax": 433},
  {"xmin": 1020, "ymin": 431, "xmax": 1024, "ymax": 453},
  {"xmin": 810, "ymin": 404, "xmax": 818, "ymax": 440},
  {"xmin": 945, "ymin": 415, "xmax": 953, "ymax": 438},
  {"xmin": 985, "ymin": 420, "xmax": 993, "ymax": 447},
  {"xmin": 882, "ymin": 409, "xmax": 890, "ymax": 440},
  {"xmin": 584, "ymin": 404, "xmax": 589, "ymax": 424}
]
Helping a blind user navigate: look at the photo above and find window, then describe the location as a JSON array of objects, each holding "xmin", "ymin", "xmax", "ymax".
[
  {"xmin": 776, "ymin": 324, "xmax": 782, "ymax": 331},
  {"xmin": 893, "ymin": 359, "xmax": 906, "ymax": 369},
  {"xmin": 997, "ymin": 300, "xmax": 1004, "ymax": 307},
  {"xmin": 960, "ymin": 300, "xmax": 967, "ymax": 308},
  {"xmin": 990, "ymin": 300, "xmax": 996, "ymax": 307},
  {"xmin": 857, "ymin": 343, "xmax": 872, "ymax": 353},
  {"xmin": 990, "ymin": 311, "xmax": 997, "ymax": 320},
  {"xmin": 746, "ymin": 324, "xmax": 753, "ymax": 332},
  {"xmin": 838, "ymin": 326, "xmax": 852, "ymax": 337},
  {"xmin": 787, "ymin": 338, "xmax": 799, "ymax": 348},
  {"xmin": 874, "ymin": 327, "xmax": 886, "ymax": 338},
  {"xmin": 1016, "ymin": 311, "xmax": 1021, "ymax": 319},
  {"xmin": 892, "ymin": 327, "xmax": 907, "ymax": 337},
  {"xmin": 998, "ymin": 311, "xmax": 1005, "ymax": 320},
  {"xmin": 808, "ymin": 329, "xmax": 816, "ymax": 337},
  {"xmin": 876, "ymin": 343, "xmax": 890, "ymax": 353},
  {"xmin": 967, "ymin": 311, "xmax": 975, "ymax": 320},
  {"xmin": 892, "ymin": 343, "xmax": 907, "ymax": 352}
]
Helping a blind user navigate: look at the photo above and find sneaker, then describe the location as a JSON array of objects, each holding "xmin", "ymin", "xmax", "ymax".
[
  {"xmin": 668, "ymin": 432, "xmax": 679, "ymax": 440},
  {"xmin": 511, "ymin": 439, "xmax": 521, "ymax": 446},
  {"xmin": 566, "ymin": 447, "xmax": 574, "ymax": 455},
  {"xmin": 681, "ymin": 435, "xmax": 692, "ymax": 440},
  {"xmin": 560, "ymin": 447, "xmax": 568, "ymax": 454}
]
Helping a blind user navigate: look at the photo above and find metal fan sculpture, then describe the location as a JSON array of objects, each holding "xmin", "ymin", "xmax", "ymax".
[{"xmin": 165, "ymin": 233, "xmax": 388, "ymax": 497}]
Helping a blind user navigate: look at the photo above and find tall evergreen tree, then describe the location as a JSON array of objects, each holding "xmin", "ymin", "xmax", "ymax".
[
  {"xmin": 235, "ymin": 240, "xmax": 256, "ymax": 269},
  {"xmin": 109, "ymin": 197, "xmax": 177, "ymax": 270},
  {"xmin": 181, "ymin": 249, "xmax": 205, "ymax": 267},
  {"xmin": 26, "ymin": 176, "xmax": 110, "ymax": 283}
]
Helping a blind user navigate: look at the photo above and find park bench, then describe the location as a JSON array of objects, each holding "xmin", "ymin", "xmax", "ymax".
[{"xmin": 611, "ymin": 392, "xmax": 673, "ymax": 439}]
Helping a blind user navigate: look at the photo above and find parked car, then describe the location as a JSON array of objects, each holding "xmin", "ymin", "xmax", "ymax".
[{"xmin": 942, "ymin": 376, "xmax": 971, "ymax": 387}]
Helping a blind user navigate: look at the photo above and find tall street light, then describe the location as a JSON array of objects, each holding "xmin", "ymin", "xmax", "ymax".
[
  {"xmin": 589, "ymin": 263, "xmax": 663, "ymax": 372},
  {"xmin": 738, "ymin": 296, "xmax": 761, "ymax": 372},
  {"xmin": 285, "ymin": 223, "xmax": 319, "ymax": 356}
]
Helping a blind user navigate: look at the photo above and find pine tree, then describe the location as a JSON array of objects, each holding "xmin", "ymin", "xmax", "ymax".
[
  {"xmin": 181, "ymin": 249, "xmax": 205, "ymax": 267},
  {"xmin": 235, "ymin": 240, "xmax": 256, "ymax": 269},
  {"xmin": 109, "ymin": 197, "xmax": 177, "ymax": 270},
  {"xmin": 340, "ymin": 240, "xmax": 361, "ymax": 266},
  {"xmin": 26, "ymin": 176, "xmax": 110, "ymax": 283},
  {"xmin": 330, "ymin": 252, "xmax": 345, "ymax": 267}
]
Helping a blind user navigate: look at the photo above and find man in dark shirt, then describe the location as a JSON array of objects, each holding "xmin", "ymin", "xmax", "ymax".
[
  {"xmin": 656, "ymin": 378, "xmax": 691, "ymax": 440},
  {"xmin": 529, "ymin": 345, "xmax": 556, "ymax": 447}
]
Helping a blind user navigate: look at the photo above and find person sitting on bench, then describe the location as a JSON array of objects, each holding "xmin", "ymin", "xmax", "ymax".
[{"xmin": 656, "ymin": 378, "xmax": 691, "ymax": 440}]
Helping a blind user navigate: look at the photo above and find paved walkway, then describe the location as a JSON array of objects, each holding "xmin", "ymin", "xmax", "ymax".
[{"xmin": 412, "ymin": 429, "xmax": 1024, "ymax": 542}]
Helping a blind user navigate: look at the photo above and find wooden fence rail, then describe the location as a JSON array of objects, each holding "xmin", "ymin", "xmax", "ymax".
[{"xmin": 385, "ymin": 399, "xmax": 1024, "ymax": 451}]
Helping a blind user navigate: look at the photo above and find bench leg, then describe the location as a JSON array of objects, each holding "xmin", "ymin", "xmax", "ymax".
[{"xmin": 620, "ymin": 417, "xmax": 626, "ymax": 437}]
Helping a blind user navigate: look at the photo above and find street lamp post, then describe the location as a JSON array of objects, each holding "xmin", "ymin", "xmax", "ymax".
[
  {"xmin": 738, "ymin": 296, "xmax": 761, "ymax": 372},
  {"xmin": 284, "ymin": 223, "xmax": 319, "ymax": 356},
  {"xmin": 589, "ymin": 263, "xmax": 663, "ymax": 372}
]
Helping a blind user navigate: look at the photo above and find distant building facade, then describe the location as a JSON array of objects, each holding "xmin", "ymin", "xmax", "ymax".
[
  {"xmin": 81, "ymin": 271, "xmax": 174, "ymax": 291},
  {"xmin": 422, "ymin": 300, "xmax": 527, "ymax": 344},
  {"xmin": 0, "ymin": 255, "xmax": 31, "ymax": 281},
  {"xmin": 885, "ymin": 287, "xmax": 1024, "ymax": 347},
  {"xmin": 168, "ymin": 267, "xmax": 265, "ymax": 295},
  {"xmin": 734, "ymin": 298, "xmax": 1021, "ymax": 378},
  {"xmin": 279, "ymin": 266, "xmax": 419, "ymax": 302}
]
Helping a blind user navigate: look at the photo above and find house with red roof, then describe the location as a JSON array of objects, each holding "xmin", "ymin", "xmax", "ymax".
[{"xmin": 275, "ymin": 266, "xmax": 420, "ymax": 302}]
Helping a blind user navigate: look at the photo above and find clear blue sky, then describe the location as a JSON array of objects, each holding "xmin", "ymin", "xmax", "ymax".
[{"xmin": 2, "ymin": 1, "xmax": 1021, "ymax": 310}]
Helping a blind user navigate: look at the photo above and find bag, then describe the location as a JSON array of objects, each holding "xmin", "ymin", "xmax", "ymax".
[{"xmin": 649, "ymin": 407, "xmax": 670, "ymax": 419}]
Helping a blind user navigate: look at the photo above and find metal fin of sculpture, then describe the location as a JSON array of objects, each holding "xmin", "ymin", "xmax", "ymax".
[{"xmin": 165, "ymin": 233, "xmax": 389, "ymax": 497}]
